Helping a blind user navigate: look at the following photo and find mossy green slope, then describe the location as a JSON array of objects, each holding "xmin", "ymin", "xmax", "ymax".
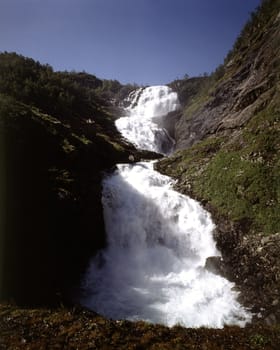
[{"xmin": 158, "ymin": 105, "xmax": 280, "ymax": 236}]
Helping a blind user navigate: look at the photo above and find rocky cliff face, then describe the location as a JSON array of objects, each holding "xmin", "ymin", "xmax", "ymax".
[
  {"xmin": 173, "ymin": 1, "xmax": 280, "ymax": 150},
  {"xmin": 157, "ymin": 0, "xmax": 280, "ymax": 323}
]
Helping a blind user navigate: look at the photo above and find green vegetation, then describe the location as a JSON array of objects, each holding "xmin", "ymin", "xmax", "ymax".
[
  {"xmin": 95, "ymin": 79, "xmax": 138, "ymax": 105},
  {"xmin": 96, "ymin": 132, "xmax": 125, "ymax": 152},
  {"xmin": 0, "ymin": 52, "xmax": 103, "ymax": 121},
  {"xmin": 158, "ymin": 106, "xmax": 280, "ymax": 236},
  {"xmin": 171, "ymin": 0, "xmax": 280, "ymax": 134},
  {"xmin": 250, "ymin": 333, "xmax": 270, "ymax": 348},
  {"xmin": 226, "ymin": 0, "xmax": 280, "ymax": 65},
  {"xmin": 159, "ymin": 0, "xmax": 280, "ymax": 237},
  {"xmin": 0, "ymin": 52, "xmax": 146, "ymax": 306}
]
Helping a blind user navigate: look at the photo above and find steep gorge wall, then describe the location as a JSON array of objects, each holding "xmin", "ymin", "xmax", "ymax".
[
  {"xmin": 173, "ymin": 0, "xmax": 280, "ymax": 150},
  {"xmin": 158, "ymin": 0, "xmax": 280, "ymax": 323}
]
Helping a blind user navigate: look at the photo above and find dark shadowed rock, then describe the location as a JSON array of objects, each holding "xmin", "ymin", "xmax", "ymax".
[
  {"xmin": 0, "ymin": 54, "xmax": 159, "ymax": 307},
  {"xmin": 205, "ymin": 256, "xmax": 227, "ymax": 277}
]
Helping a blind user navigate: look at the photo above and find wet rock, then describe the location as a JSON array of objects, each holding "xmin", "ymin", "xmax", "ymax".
[
  {"xmin": 264, "ymin": 313, "xmax": 277, "ymax": 326},
  {"xmin": 205, "ymin": 256, "xmax": 227, "ymax": 277}
]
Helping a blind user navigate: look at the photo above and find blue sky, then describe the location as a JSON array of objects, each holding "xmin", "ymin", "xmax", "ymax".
[{"xmin": 1, "ymin": 0, "xmax": 261, "ymax": 85}]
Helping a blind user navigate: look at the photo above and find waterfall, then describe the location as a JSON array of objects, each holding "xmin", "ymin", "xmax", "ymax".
[
  {"xmin": 81, "ymin": 86, "xmax": 251, "ymax": 328},
  {"xmin": 116, "ymin": 86, "xmax": 179, "ymax": 154}
]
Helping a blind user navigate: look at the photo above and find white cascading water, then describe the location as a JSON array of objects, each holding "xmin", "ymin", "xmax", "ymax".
[
  {"xmin": 82, "ymin": 86, "xmax": 251, "ymax": 327},
  {"xmin": 116, "ymin": 86, "xmax": 179, "ymax": 154}
]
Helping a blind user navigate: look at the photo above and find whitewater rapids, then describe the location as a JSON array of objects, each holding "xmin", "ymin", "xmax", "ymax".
[{"xmin": 81, "ymin": 86, "xmax": 251, "ymax": 328}]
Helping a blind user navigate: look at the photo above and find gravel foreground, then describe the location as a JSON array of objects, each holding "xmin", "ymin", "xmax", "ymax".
[{"xmin": 1, "ymin": 303, "xmax": 280, "ymax": 350}]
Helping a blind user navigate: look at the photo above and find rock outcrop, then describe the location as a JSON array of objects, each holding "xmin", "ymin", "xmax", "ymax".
[
  {"xmin": 173, "ymin": 1, "xmax": 280, "ymax": 150},
  {"xmin": 157, "ymin": 0, "xmax": 280, "ymax": 323}
]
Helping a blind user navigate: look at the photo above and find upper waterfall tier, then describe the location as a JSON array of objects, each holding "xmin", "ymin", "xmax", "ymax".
[{"xmin": 116, "ymin": 86, "xmax": 180, "ymax": 154}]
